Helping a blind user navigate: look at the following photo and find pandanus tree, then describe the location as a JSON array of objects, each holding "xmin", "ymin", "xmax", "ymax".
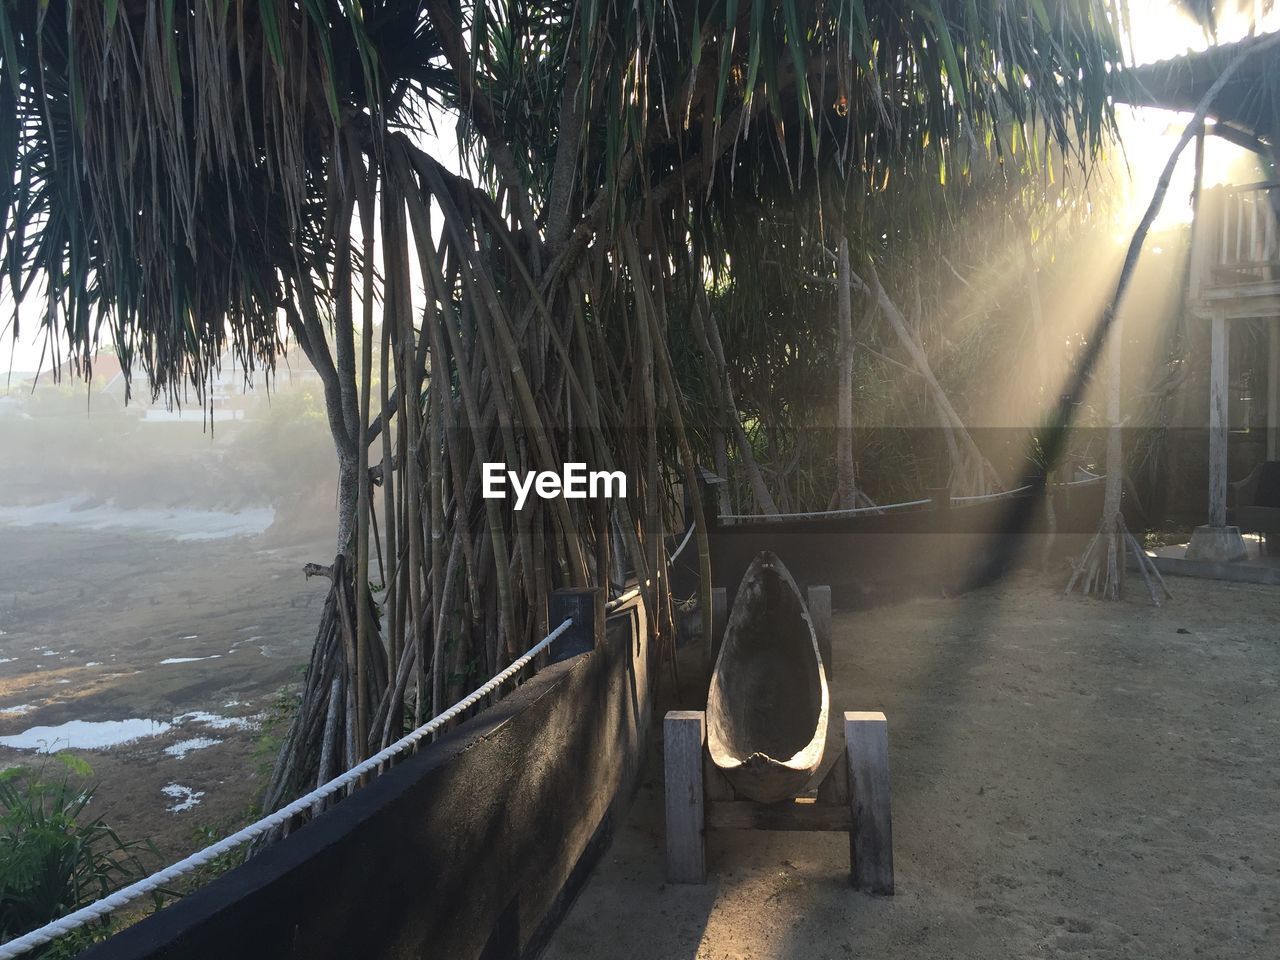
[
  {"xmin": 683, "ymin": 153, "xmax": 1101, "ymax": 515},
  {"xmin": 0, "ymin": 0, "xmax": 1120, "ymax": 810}
]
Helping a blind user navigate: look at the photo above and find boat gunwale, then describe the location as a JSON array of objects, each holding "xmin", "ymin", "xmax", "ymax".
[{"xmin": 706, "ymin": 551, "xmax": 830, "ymax": 791}]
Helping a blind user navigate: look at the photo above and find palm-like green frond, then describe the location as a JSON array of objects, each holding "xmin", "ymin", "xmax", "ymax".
[{"xmin": 1, "ymin": 0, "xmax": 1132, "ymax": 803}]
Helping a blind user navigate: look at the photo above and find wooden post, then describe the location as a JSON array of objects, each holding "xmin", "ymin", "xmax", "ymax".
[
  {"xmin": 594, "ymin": 498, "xmax": 610, "ymax": 594},
  {"xmin": 928, "ymin": 486, "xmax": 955, "ymax": 594},
  {"xmin": 694, "ymin": 466, "xmax": 727, "ymax": 532},
  {"xmin": 1209, "ymin": 309, "xmax": 1229, "ymax": 529},
  {"xmin": 710, "ymin": 587, "xmax": 727, "ymax": 663},
  {"xmin": 807, "ymin": 585, "xmax": 832, "ymax": 675},
  {"xmin": 664, "ymin": 710, "xmax": 706, "ymax": 884},
  {"xmin": 928, "ymin": 485, "xmax": 952, "ymax": 512},
  {"xmin": 846, "ymin": 711, "xmax": 893, "ymax": 895},
  {"xmin": 1268, "ymin": 320, "xmax": 1279, "ymax": 461},
  {"xmin": 547, "ymin": 587, "xmax": 604, "ymax": 663}
]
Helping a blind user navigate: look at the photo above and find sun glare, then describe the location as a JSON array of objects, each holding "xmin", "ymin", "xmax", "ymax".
[
  {"xmin": 1113, "ymin": 0, "xmax": 1279, "ymax": 232},
  {"xmin": 1112, "ymin": 107, "xmax": 1259, "ymax": 234}
]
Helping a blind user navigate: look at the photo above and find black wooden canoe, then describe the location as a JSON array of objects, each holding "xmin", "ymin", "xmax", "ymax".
[{"xmin": 706, "ymin": 551, "xmax": 829, "ymax": 803}]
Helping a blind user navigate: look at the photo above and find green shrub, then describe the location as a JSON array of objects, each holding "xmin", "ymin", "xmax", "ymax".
[{"xmin": 0, "ymin": 756, "xmax": 155, "ymax": 957}]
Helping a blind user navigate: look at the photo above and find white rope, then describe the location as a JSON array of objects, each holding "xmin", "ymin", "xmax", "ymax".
[
  {"xmin": 950, "ymin": 484, "xmax": 1035, "ymax": 503},
  {"xmin": 702, "ymin": 472, "xmax": 1104, "ymax": 526},
  {"xmin": 0, "ymin": 618, "xmax": 575, "ymax": 960},
  {"xmin": 667, "ymin": 524, "xmax": 696, "ymax": 564},
  {"xmin": 719, "ymin": 497, "xmax": 931, "ymax": 522},
  {"xmin": 1066, "ymin": 471, "xmax": 1104, "ymax": 486},
  {"xmin": 720, "ymin": 481, "xmax": 1060, "ymax": 519}
]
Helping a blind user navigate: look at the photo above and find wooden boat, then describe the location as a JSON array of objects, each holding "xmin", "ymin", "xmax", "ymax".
[{"xmin": 706, "ymin": 551, "xmax": 829, "ymax": 803}]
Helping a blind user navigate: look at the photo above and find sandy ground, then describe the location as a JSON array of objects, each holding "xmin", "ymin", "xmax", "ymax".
[
  {"xmin": 544, "ymin": 571, "xmax": 1280, "ymax": 960},
  {"xmin": 0, "ymin": 522, "xmax": 329, "ymax": 864}
]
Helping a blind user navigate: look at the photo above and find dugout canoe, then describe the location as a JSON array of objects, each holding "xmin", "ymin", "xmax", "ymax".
[{"xmin": 706, "ymin": 551, "xmax": 829, "ymax": 803}]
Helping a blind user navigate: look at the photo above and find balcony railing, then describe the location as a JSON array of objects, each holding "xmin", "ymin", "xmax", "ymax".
[{"xmin": 1194, "ymin": 181, "xmax": 1280, "ymax": 300}]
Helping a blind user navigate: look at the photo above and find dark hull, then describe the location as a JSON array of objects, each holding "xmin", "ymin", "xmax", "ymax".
[{"xmin": 706, "ymin": 551, "xmax": 829, "ymax": 803}]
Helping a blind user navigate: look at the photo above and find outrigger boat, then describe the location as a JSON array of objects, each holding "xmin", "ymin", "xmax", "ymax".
[{"xmin": 706, "ymin": 551, "xmax": 829, "ymax": 803}]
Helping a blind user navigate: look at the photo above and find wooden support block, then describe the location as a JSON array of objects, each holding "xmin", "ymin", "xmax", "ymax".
[
  {"xmin": 707, "ymin": 798, "xmax": 850, "ymax": 832},
  {"xmin": 704, "ymin": 753, "xmax": 735, "ymax": 801},
  {"xmin": 547, "ymin": 588, "xmax": 604, "ymax": 663},
  {"xmin": 664, "ymin": 710, "xmax": 706, "ymax": 884},
  {"xmin": 807, "ymin": 585, "xmax": 832, "ymax": 675},
  {"xmin": 709, "ymin": 587, "xmax": 727, "ymax": 664},
  {"xmin": 815, "ymin": 748, "xmax": 850, "ymax": 805},
  {"xmin": 845, "ymin": 711, "xmax": 894, "ymax": 895}
]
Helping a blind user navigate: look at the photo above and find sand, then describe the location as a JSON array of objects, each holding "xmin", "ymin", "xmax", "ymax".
[
  {"xmin": 543, "ymin": 571, "xmax": 1280, "ymax": 960},
  {"xmin": 0, "ymin": 523, "xmax": 327, "ymax": 863}
]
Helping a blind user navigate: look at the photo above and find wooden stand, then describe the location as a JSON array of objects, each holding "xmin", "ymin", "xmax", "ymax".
[{"xmin": 664, "ymin": 710, "xmax": 893, "ymax": 894}]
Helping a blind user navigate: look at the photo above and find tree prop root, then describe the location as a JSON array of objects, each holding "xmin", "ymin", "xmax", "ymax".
[{"xmin": 1065, "ymin": 513, "xmax": 1171, "ymax": 606}]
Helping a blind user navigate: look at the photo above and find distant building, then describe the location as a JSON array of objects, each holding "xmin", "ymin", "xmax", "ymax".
[{"xmin": 1125, "ymin": 34, "xmax": 1280, "ymax": 558}]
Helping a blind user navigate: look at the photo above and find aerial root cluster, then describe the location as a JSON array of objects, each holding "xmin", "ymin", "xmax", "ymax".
[{"xmin": 1065, "ymin": 513, "xmax": 1171, "ymax": 606}]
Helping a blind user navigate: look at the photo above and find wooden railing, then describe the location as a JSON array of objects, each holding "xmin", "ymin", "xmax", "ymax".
[{"xmin": 1195, "ymin": 181, "xmax": 1280, "ymax": 298}]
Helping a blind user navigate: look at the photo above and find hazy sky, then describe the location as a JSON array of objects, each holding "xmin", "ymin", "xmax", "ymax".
[{"xmin": 1, "ymin": 123, "xmax": 459, "ymax": 379}]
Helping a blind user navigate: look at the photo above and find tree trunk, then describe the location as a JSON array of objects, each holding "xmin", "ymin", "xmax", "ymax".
[
  {"xmin": 712, "ymin": 427, "xmax": 733, "ymax": 517},
  {"xmin": 689, "ymin": 282, "xmax": 779, "ymax": 515},
  {"xmin": 855, "ymin": 262, "xmax": 999, "ymax": 496},
  {"xmin": 1065, "ymin": 312, "xmax": 1166, "ymax": 603},
  {"xmin": 335, "ymin": 453, "xmax": 359, "ymax": 554},
  {"xmin": 835, "ymin": 237, "xmax": 858, "ymax": 509}
]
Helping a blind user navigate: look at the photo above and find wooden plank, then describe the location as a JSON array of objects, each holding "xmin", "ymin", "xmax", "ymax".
[
  {"xmin": 1235, "ymin": 195, "xmax": 1243, "ymax": 263},
  {"xmin": 807, "ymin": 585, "xmax": 833, "ymax": 676},
  {"xmin": 1250, "ymin": 194, "xmax": 1259, "ymax": 261},
  {"xmin": 1203, "ymin": 279, "xmax": 1280, "ymax": 302},
  {"xmin": 816, "ymin": 749, "xmax": 850, "ymax": 805},
  {"xmin": 704, "ymin": 752, "xmax": 735, "ymax": 801},
  {"xmin": 707, "ymin": 799, "xmax": 850, "ymax": 832},
  {"xmin": 846, "ymin": 711, "xmax": 894, "ymax": 895},
  {"xmin": 1209, "ymin": 311, "xmax": 1229, "ymax": 529},
  {"xmin": 664, "ymin": 710, "xmax": 706, "ymax": 884},
  {"xmin": 1220, "ymin": 188, "xmax": 1230, "ymax": 268},
  {"xmin": 1269, "ymin": 319, "xmax": 1280, "ymax": 461},
  {"xmin": 1265, "ymin": 197, "xmax": 1276, "ymax": 263}
]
